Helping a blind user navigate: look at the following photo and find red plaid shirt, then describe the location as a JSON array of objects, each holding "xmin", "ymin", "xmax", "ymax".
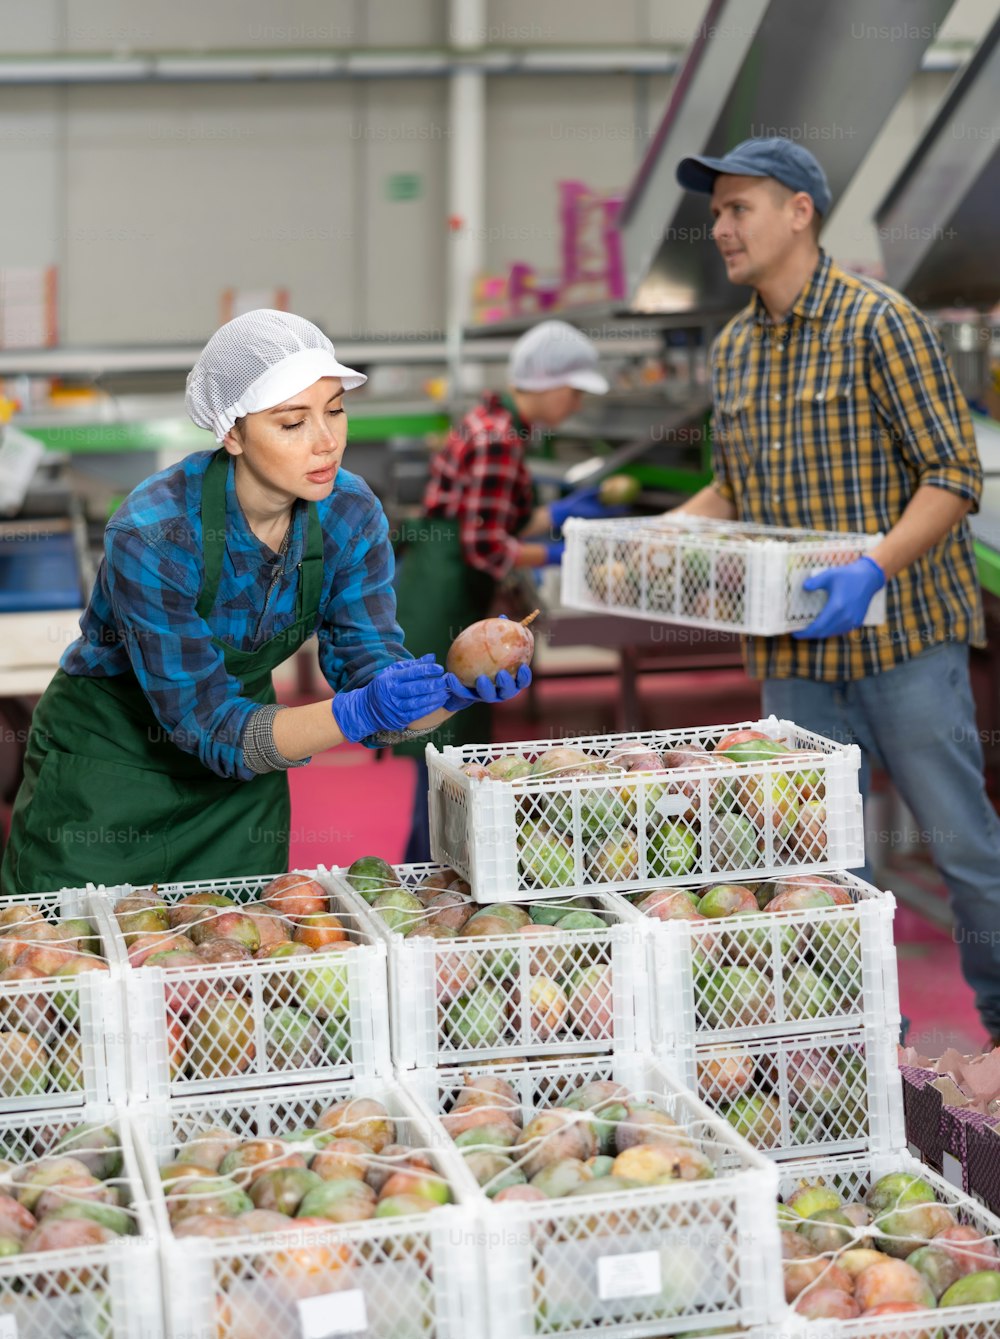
[{"xmin": 423, "ymin": 392, "xmax": 535, "ymax": 580}]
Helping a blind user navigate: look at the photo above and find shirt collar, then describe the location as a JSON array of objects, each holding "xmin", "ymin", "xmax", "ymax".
[
  {"xmin": 498, "ymin": 391, "xmax": 534, "ymax": 441},
  {"xmin": 223, "ymin": 453, "xmax": 306, "ymax": 566},
  {"xmin": 752, "ymin": 250, "xmax": 836, "ymax": 326}
]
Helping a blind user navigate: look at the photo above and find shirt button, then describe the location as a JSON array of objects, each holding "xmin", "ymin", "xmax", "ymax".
[
  {"xmin": 815, "ymin": 391, "xmax": 824, "ymax": 401},
  {"xmin": 773, "ymin": 392, "xmax": 781, "ymax": 402},
  {"xmin": 772, "ymin": 441, "xmax": 782, "ymax": 451}
]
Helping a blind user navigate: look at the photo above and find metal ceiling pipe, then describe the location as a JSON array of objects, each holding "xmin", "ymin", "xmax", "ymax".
[{"xmin": 0, "ymin": 48, "xmax": 684, "ymax": 85}]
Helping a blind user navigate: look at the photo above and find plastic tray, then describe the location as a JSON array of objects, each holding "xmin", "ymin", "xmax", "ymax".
[
  {"xmin": 0, "ymin": 889, "xmax": 126, "ymax": 1113},
  {"xmin": 327, "ymin": 862, "xmax": 648, "ymax": 1069},
  {"xmin": 132, "ymin": 1076, "xmax": 483, "ymax": 1339},
  {"xmin": 561, "ymin": 514, "xmax": 887, "ymax": 636},
  {"xmin": 98, "ymin": 871, "xmax": 390, "ymax": 1100},
  {"xmin": 763, "ymin": 1150, "xmax": 1000, "ymax": 1338},
  {"xmin": 0, "ymin": 1104, "xmax": 162, "ymax": 1339},
  {"xmin": 428, "ymin": 716, "xmax": 864, "ymax": 902},
  {"xmin": 663, "ymin": 1024, "xmax": 905, "ymax": 1162},
  {"xmin": 405, "ymin": 1053, "xmax": 783, "ymax": 1339},
  {"xmin": 616, "ymin": 870, "xmax": 900, "ymax": 1048}
]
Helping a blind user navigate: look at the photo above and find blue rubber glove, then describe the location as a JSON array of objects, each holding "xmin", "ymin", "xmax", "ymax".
[
  {"xmin": 443, "ymin": 665, "xmax": 532, "ymax": 712},
  {"xmin": 332, "ymin": 654, "xmax": 449, "ymax": 741},
  {"xmin": 549, "ymin": 486, "xmax": 626, "ymax": 528},
  {"xmin": 544, "ymin": 540, "xmax": 565, "ymax": 566},
  {"xmin": 793, "ymin": 556, "xmax": 886, "ymax": 640}
]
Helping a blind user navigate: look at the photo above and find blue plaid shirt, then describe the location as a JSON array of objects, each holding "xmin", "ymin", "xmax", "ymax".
[{"xmin": 62, "ymin": 451, "xmax": 409, "ymax": 780}]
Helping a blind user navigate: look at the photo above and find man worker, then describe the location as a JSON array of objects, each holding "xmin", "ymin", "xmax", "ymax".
[{"xmin": 674, "ymin": 136, "xmax": 1000, "ymax": 1045}]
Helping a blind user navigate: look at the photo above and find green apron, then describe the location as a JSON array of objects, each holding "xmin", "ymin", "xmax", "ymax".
[
  {"xmin": 391, "ymin": 517, "xmax": 493, "ymax": 758},
  {"xmin": 1, "ymin": 450, "xmax": 324, "ymax": 895}
]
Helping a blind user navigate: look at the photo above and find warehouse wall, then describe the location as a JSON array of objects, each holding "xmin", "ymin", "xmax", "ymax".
[{"xmin": 0, "ymin": 0, "xmax": 996, "ymax": 345}]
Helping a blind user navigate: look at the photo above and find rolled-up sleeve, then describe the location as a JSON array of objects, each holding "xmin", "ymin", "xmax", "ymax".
[
  {"xmin": 869, "ymin": 305, "xmax": 983, "ymax": 512},
  {"xmin": 104, "ymin": 525, "xmax": 267, "ymax": 781}
]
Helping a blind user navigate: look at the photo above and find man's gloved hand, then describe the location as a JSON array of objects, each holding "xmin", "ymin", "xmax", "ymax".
[
  {"xmin": 793, "ymin": 556, "xmax": 886, "ymax": 640},
  {"xmin": 549, "ymin": 486, "xmax": 626, "ymax": 528},
  {"xmin": 332, "ymin": 654, "xmax": 449, "ymax": 741},
  {"xmin": 442, "ymin": 664, "xmax": 532, "ymax": 712},
  {"xmin": 543, "ymin": 540, "xmax": 565, "ymax": 566}
]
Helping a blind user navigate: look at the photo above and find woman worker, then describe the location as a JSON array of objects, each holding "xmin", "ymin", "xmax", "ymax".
[
  {"xmin": 394, "ymin": 318, "xmax": 616, "ymax": 863},
  {"xmin": 1, "ymin": 310, "xmax": 529, "ymax": 895}
]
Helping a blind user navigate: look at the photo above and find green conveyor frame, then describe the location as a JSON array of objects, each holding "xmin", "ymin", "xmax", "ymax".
[{"xmin": 19, "ymin": 410, "xmax": 451, "ymax": 454}]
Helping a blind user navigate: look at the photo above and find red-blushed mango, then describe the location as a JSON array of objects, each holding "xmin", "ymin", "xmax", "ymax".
[{"xmin": 446, "ymin": 612, "xmax": 537, "ymax": 687}]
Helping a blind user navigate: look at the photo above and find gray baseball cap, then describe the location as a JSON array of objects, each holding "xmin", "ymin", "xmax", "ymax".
[
  {"xmin": 677, "ymin": 136, "xmax": 832, "ymax": 217},
  {"xmin": 508, "ymin": 320, "xmax": 609, "ymax": 395}
]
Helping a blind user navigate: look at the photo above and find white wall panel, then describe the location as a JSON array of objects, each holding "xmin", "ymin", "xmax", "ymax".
[
  {"xmin": 59, "ymin": 1, "xmax": 356, "ymax": 52},
  {"xmin": 62, "ymin": 84, "xmax": 359, "ymax": 343},
  {"xmin": 0, "ymin": 90, "xmax": 61, "ymax": 268},
  {"xmin": 484, "ymin": 75, "xmax": 663, "ymax": 274},
  {"xmin": 1, "ymin": 0, "xmax": 60, "ymax": 52},
  {"xmin": 486, "ymin": 0, "xmax": 642, "ymax": 45},
  {"xmin": 354, "ymin": 80, "xmax": 448, "ymax": 336}
]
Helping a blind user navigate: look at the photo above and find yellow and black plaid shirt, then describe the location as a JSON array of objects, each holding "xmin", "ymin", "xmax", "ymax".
[{"xmin": 711, "ymin": 251, "xmax": 984, "ymax": 681}]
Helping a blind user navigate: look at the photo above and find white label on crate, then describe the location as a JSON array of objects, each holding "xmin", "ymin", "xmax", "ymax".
[
  {"xmin": 0, "ymin": 1316, "xmax": 17, "ymax": 1339},
  {"xmin": 596, "ymin": 1250, "xmax": 662, "ymax": 1301},
  {"xmin": 652, "ymin": 791, "xmax": 690, "ymax": 819},
  {"xmin": 942, "ymin": 1152, "xmax": 964, "ymax": 1192},
  {"xmin": 298, "ymin": 1290, "xmax": 368, "ymax": 1337}
]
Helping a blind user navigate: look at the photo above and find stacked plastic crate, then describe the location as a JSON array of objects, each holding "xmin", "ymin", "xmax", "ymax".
[
  {"xmin": 423, "ymin": 708, "xmax": 1000, "ymax": 1336},
  {"xmin": 79, "ymin": 868, "xmax": 483, "ymax": 1339},
  {"xmin": 0, "ymin": 889, "xmax": 161, "ymax": 1337},
  {"xmin": 330, "ymin": 852, "xmax": 784, "ymax": 1338}
]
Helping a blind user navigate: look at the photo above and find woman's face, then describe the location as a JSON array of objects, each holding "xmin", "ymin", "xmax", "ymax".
[{"xmin": 223, "ymin": 375, "xmax": 348, "ymax": 502}]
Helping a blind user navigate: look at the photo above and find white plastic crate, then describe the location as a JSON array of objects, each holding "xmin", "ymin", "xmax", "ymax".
[
  {"xmin": 0, "ymin": 889, "xmax": 126, "ymax": 1112},
  {"xmin": 327, "ymin": 862, "xmax": 648, "ymax": 1069},
  {"xmin": 617, "ymin": 871, "xmax": 900, "ymax": 1048},
  {"xmin": 0, "ymin": 1104, "xmax": 162, "ymax": 1338},
  {"xmin": 562, "ymin": 514, "xmax": 887, "ymax": 635},
  {"xmin": 133, "ymin": 1076, "xmax": 483, "ymax": 1339},
  {"xmin": 663, "ymin": 1024, "xmax": 905, "ymax": 1163},
  {"xmin": 428, "ymin": 716, "xmax": 864, "ymax": 902},
  {"xmin": 404, "ymin": 1053, "xmax": 783, "ymax": 1339},
  {"xmin": 764, "ymin": 1150, "xmax": 1000, "ymax": 1338},
  {"xmin": 97, "ymin": 871, "xmax": 390, "ymax": 1100}
]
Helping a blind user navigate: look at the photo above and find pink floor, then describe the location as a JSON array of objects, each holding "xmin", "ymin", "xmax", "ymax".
[{"xmin": 285, "ymin": 668, "xmax": 992, "ymax": 1058}]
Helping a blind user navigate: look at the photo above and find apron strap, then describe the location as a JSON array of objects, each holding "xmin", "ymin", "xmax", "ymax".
[
  {"xmin": 195, "ymin": 449, "xmax": 229, "ymax": 622},
  {"xmin": 297, "ymin": 502, "xmax": 324, "ymax": 623}
]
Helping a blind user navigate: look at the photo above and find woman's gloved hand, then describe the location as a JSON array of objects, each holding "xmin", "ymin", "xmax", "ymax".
[
  {"xmin": 549, "ymin": 486, "xmax": 626, "ymax": 528},
  {"xmin": 443, "ymin": 665, "xmax": 532, "ymax": 712},
  {"xmin": 793, "ymin": 556, "xmax": 886, "ymax": 639},
  {"xmin": 332, "ymin": 654, "xmax": 449, "ymax": 741}
]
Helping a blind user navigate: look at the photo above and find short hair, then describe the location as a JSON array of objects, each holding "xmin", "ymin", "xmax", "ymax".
[{"xmin": 767, "ymin": 178, "xmax": 822, "ymax": 239}]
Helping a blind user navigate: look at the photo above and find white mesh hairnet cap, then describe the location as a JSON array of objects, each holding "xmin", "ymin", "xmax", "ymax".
[
  {"xmin": 185, "ymin": 310, "xmax": 367, "ymax": 441},
  {"xmin": 508, "ymin": 319, "xmax": 609, "ymax": 395}
]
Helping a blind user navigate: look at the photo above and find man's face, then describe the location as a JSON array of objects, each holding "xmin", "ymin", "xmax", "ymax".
[{"xmin": 710, "ymin": 174, "xmax": 808, "ymax": 287}]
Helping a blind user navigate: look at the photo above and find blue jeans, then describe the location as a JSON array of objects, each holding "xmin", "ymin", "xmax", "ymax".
[
  {"xmin": 763, "ymin": 642, "xmax": 1000, "ymax": 1036},
  {"xmin": 404, "ymin": 757, "xmax": 432, "ymax": 866}
]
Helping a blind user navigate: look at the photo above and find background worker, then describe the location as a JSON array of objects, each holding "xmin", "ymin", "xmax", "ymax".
[
  {"xmin": 672, "ymin": 137, "xmax": 1000, "ymax": 1044},
  {"xmin": 1, "ymin": 311, "xmax": 528, "ymax": 895},
  {"xmin": 394, "ymin": 318, "xmax": 618, "ymax": 863}
]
